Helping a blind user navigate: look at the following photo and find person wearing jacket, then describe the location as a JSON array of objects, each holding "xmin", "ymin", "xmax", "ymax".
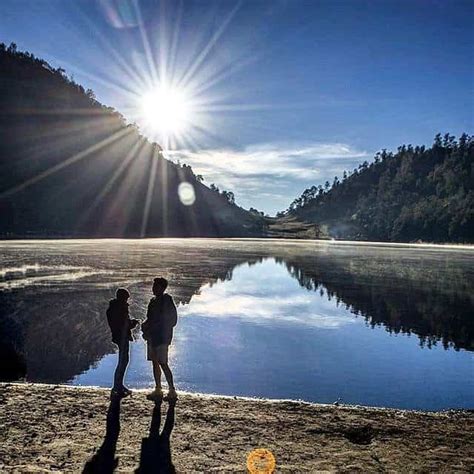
[
  {"xmin": 142, "ymin": 277, "xmax": 178, "ymax": 401},
  {"xmin": 106, "ymin": 288, "xmax": 138, "ymax": 398}
]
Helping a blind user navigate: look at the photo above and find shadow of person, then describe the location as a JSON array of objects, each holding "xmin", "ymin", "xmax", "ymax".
[
  {"xmin": 136, "ymin": 400, "xmax": 176, "ymax": 473},
  {"xmin": 83, "ymin": 396, "xmax": 122, "ymax": 473}
]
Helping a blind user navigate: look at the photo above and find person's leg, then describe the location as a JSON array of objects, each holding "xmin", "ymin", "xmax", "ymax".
[
  {"xmin": 152, "ymin": 360, "xmax": 162, "ymax": 390},
  {"xmin": 113, "ymin": 340, "xmax": 130, "ymax": 391},
  {"xmin": 146, "ymin": 359, "xmax": 164, "ymax": 400},
  {"xmin": 160, "ymin": 363, "xmax": 175, "ymax": 390}
]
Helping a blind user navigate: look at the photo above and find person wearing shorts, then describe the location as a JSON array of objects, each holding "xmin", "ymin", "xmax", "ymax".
[{"xmin": 142, "ymin": 277, "xmax": 178, "ymax": 401}]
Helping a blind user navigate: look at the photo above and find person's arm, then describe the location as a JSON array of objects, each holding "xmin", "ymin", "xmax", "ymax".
[
  {"xmin": 106, "ymin": 303, "xmax": 114, "ymax": 328},
  {"xmin": 166, "ymin": 295, "xmax": 178, "ymax": 327},
  {"xmin": 142, "ymin": 300, "xmax": 154, "ymax": 340},
  {"xmin": 126, "ymin": 304, "xmax": 139, "ymax": 328},
  {"xmin": 107, "ymin": 302, "xmax": 121, "ymax": 334}
]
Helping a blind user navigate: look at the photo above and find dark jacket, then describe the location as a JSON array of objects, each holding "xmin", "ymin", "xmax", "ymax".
[
  {"xmin": 106, "ymin": 299, "xmax": 135, "ymax": 345},
  {"xmin": 142, "ymin": 294, "xmax": 178, "ymax": 346}
]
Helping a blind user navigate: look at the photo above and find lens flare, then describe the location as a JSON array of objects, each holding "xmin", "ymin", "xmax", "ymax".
[{"xmin": 178, "ymin": 181, "xmax": 196, "ymax": 206}]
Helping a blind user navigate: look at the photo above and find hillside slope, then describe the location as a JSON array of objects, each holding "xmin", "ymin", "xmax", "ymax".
[
  {"xmin": 0, "ymin": 43, "xmax": 264, "ymax": 238},
  {"xmin": 285, "ymin": 135, "xmax": 474, "ymax": 243}
]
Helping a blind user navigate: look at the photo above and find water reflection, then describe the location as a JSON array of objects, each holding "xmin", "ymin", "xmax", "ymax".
[
  {"xmin": 179, "ymin": 260, "xmax": 356, "ymax": 329},
  {"xmin": 283, "ymin": 257, "xmax": 474, "ymax": 352},
  {"xmin": 0, "ymin": 239, "xmax": 473, "ymax": 410}
]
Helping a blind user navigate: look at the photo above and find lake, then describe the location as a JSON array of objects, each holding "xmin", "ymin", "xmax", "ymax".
[{"xmin": 1, "ymin": 238, "xmax": 473, "ymax": 410}]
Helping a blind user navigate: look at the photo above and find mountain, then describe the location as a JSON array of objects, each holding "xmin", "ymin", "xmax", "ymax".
[
  {"xmin": 284, "ymin": 134, "xmax": 474, "ymax": 243},
  {"xmin": 0, "ymin": 43, "xmax": 265, "ymax": 238},
  {"xmin": 1, "ymin": 43, "xmax": 471, "ymax": 243}
]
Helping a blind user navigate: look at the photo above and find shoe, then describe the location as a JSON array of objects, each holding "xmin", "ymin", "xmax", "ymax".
[
  {"xmin": 146, "ymin": 388, "xmax": 164, "ymax": 401},
  {"xmin": 110, "ymin": 388, "xmax": 125, "ymax": 399},
  {"xmin": 110, "ymin": 388, "xmax": 120, "ymax": 399},
  {"xmin": 110, "ymin": 387, "xmax": 132, "ymax": 399},
  {"xmin": 121, "ymin": 387, "xmax": 133, "ymax": 397},
  {"xmin": 164, "ymin": 388, "xmax": 178, "ymax": 401}
]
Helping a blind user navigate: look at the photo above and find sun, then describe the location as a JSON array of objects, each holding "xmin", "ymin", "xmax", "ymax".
[{"xmin": 140, "ymin": 84, "xmax": 192, "ymax": 138}]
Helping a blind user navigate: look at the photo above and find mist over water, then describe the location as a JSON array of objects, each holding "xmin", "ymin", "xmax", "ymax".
[{"xmin": 1, "ymin": 239, "xmax": 473, "ymax": 410}]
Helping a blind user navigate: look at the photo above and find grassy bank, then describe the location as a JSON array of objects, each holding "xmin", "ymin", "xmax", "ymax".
[{"xmin": 0, "ymin": 383, "xmax": 472, "ymax": 472}]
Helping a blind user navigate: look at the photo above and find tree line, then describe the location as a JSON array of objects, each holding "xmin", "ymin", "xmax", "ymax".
[{"xmin": 283, "ymin": 134, "xmax": 473, "ymax": 243}]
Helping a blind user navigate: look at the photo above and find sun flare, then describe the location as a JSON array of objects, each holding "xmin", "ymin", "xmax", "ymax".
[{"xmin": 140, "ymin": 84, "xmax": 192, "ymax": 138}]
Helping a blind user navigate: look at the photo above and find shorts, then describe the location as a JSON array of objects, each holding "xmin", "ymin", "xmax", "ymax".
[{"xmin": 147, "ymin": 343, "xmax": 169, "ymax": 364}]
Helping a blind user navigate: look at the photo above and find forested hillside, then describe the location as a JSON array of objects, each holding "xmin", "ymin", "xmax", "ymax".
[
  {"xmin": 285, "ymin": 134, "xmax": 474, "ymax": 243},
  {"xmin": 1, "ymin": 43, "xmax": 471, "ymax": 243},
  {"xmin": 0, "ymin": 43, "xmax": 265, "ymax": 238}
]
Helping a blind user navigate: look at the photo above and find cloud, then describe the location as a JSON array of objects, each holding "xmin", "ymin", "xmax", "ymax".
[{"xmin": 165, "ymin": 142, "xmax": 370, "ymax": 214}]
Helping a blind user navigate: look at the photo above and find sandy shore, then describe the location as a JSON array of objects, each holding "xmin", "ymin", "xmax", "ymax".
[{"xmin": 0, "ymin": 383, "xmax": 473, "ymax": 472}]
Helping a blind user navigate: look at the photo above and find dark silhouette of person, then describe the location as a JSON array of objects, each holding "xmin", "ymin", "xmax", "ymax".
[
  {"xmin": 82, "ymin": 397, "xmax": 122, "ymax": 473},
  {"xmin": 0, "ymin": 346, "xmax": 26, "ymax": 381},
  {"xmin": 106, "ymin": 288, "xmax": 138, "ymax": 397},
  {"xmin": 0, "ymin": 314, "xmax": 27, "ymax": 381},
  {"xmin": 142, "ymin": 278, "xmax": 178, "ymax": 401},
  {"xmin": 135, "ymin": 400, "xmax": 176, "ymax": 473}
]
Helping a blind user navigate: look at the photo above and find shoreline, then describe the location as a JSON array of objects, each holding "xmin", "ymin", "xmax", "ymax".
[
  {"xmin": 1, "ymin": 383, "xmax": 473, "ymax": 472},
  {"xmin": 1, "ymin": 236, "xmax": 473, "ymax": 250},
  {"xmin": 11, "ymin": 382, "xmax": 474, "ymax": 414}
]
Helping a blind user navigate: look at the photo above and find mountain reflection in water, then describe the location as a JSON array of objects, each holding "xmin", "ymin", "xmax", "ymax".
[{"xmin": 1, "ymin": 239, "xmax": 473, "ymax": 410}]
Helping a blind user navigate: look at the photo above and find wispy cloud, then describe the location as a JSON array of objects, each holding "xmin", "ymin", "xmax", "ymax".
[{"xmin": 165, "ymin": 142, "xmax": 370, "ymax": 214}]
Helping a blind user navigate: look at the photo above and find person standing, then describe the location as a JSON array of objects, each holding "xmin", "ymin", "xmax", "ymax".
[
  {"xmin": 106, "ymin": 288, "xmax": 138, "ymax": 398},
  {"xmin": 142, "ymin": 277, "xmax": 178, "ymax": 401}
]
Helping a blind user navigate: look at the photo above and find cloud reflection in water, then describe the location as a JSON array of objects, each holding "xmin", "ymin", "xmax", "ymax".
[{"xmin": 179, "ymin": 259, "xmax": 357, "ymax": 329}]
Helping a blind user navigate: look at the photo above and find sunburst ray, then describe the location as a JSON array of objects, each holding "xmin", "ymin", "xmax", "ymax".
[
  {"xmin": 0, "ymin": 127, "xmax": 130, "ymax": 199},
  {"xmin": 140, "ymin": 145, "xmax": 159, "ymax": 237}
]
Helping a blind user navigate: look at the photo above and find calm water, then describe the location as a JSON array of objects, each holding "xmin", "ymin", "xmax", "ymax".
[{"xmin": 1, "ymin": 239, "xmax": 473, "ymax": 410}]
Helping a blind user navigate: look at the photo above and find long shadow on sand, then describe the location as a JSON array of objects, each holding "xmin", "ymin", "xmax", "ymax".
[
  {"xmin": 136, "ymin": 400, "xmax": 176, "ymax": 473},
  {"xmin": 83, "ymin": 396, "xmax": 122, "ymax": 473}
]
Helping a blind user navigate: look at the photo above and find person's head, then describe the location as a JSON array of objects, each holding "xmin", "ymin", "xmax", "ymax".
[
  {"xmin": 116, "ymin": 288, "xmax": 130, "ymax": 302},
  {"xmin": 153, "ymin": 277, "xmax": 168, "ymax": 296}
]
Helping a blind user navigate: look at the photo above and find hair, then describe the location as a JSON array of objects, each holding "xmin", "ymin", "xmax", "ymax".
[
  {"xmin": 153, "ymin": 277, "xmax": 168, "ymax": 290},
  {"xmin": 116, "ymin": 288, "xmax": 130, "ymax": 300}
]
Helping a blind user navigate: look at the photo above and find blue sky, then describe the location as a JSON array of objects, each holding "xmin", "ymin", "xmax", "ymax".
[{"xmin": 1, "ymin": 0, "xmax": 473, "ymax": 214}]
